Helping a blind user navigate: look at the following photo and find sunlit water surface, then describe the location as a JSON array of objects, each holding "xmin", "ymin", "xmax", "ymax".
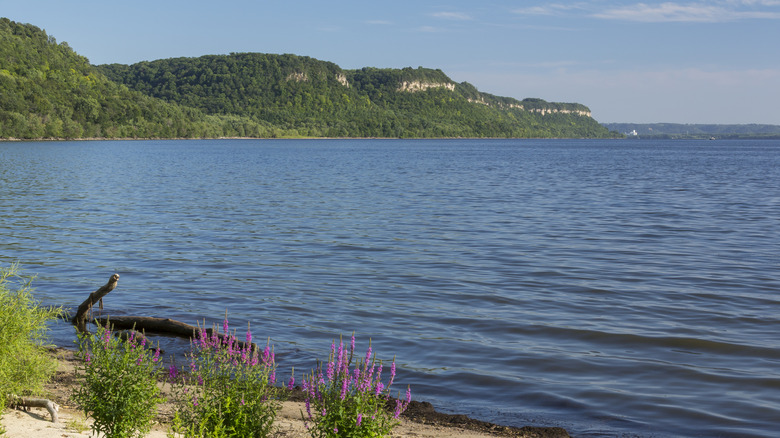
[{"xmin": 1, "ymin": 139, "xmax": 778, "ymax": 437}]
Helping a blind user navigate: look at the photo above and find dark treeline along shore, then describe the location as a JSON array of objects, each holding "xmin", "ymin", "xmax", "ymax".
[{"xmin": 1, "ymin": 18, "xmax": 621, "ymax": 140}]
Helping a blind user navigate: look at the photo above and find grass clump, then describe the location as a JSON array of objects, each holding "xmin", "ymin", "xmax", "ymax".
[{"xmin": 0, "ymin": 264, "xmax": 61, "ymax": 430}]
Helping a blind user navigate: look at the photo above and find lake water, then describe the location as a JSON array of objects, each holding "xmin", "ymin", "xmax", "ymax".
[{"xmin": 1, "ymin": 139, "xmax": 778, "ymax": 437}]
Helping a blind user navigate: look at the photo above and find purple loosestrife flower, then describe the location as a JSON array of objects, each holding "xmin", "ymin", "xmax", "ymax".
[
  {"xmin": 153, "ymin": 348, "xmax": 160, "ymax": 363},
  {"xmin": 336, "ymin": 342, "xmax": 344, "ymax": 376},
  {"xmin": 288, "ymin": 369, "xmax": 295, "ymax": 390},
  {"xmin": 223, "ymin": 317, "xmax": 229, "ymax": 336},
  {"xmin": 327, "ymin": 342, "xmax": 336, "ymax": 380},
  {"xmin": 168, "ymin": 364, "xmax": 178, "ymax": 382},
  {"xmin": 357, "ymin": 413, "xmax": 363, "ymax": 427},
  {"xmin": 394, "ymin": 386, "xmax": 412, "ymax": 419},
  {"xmin": 393, "ymin": 400, "xmax": 403, "ymax": 419},
  {"xmin": 102, "ymin": 327, "xmax": 111, "ymax": 349},
  {"xmin": 340, "ymin": 376, "xmax": 348, "ymax": 400}
]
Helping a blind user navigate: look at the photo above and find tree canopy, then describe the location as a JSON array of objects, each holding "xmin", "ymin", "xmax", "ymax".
[{"xmin": 2, "ymin": 18, "xmax": 619, "ymax": 139}]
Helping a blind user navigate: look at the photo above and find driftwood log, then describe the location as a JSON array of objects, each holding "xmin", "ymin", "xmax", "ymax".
[
  {"xmin": 94, "ymin": 315, "xmax": 256, "ymax": 351},
  {"xmin": 72, "ymin": 273, "xmax": 119, "ymax": 333},
  {"xmin": 11, "ymin": 397, "xmax": 59, "ymax": 423},
  {"xmin": 72, "ymin": 274, "xmax": 256, "ymax": 350}
]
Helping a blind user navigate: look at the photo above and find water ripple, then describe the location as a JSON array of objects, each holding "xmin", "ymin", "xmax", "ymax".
[{"xmin": 1, "ymin": 139, "xmax": 779, "ymax": 437}]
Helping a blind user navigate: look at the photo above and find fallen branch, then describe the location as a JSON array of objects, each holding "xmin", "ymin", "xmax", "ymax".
[
  {"xmin": 94, "ymin": 315, "xmax": 256, "ymax": 350},
  {"xmin": 95, "ymin": 315, "xmax": 200, "ymax": 338},
  {"xmin": 12, "ymin": 397, "xmax": 59, "ymax": 423},
  {"xmin": 72, "ymin": 273, "xmax": 119, "ymax": 334}
]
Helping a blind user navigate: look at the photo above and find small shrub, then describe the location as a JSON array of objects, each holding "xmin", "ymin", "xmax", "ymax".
[
  {"xmin": 73, "ymin": 322, "xmax": 165, "ymax": 438},
  {"xmin": 0, "ymin": 264, "xmax": 61, "ymax": 423},
  {"xmin": 168, "ymin": 316, "xmax": 281, "ymax": 438},
  {"xmin": 301, "ymin": 334, "xmax": 411, "ymax": 438}
]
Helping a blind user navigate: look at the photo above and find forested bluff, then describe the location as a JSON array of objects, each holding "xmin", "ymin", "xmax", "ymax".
[{"xmin": 1, "ymin": 18, "xmax": 620, "ymax": 140}]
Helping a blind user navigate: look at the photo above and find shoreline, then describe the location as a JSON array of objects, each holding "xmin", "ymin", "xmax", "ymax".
[
  {"xmin": 0, "ymin": 135, "xmax": 614, "ymax": 142},
  {"xmin": 2, "ymin": 347, "xmax": 570, "ymax": 438}
]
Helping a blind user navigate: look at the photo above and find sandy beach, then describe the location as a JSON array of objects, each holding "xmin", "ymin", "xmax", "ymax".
[{"xmin": 1, "ymin": 348, "xmax": 568, "ymax": 438}]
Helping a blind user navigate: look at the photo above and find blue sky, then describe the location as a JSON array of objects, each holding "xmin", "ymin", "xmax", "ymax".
[{"xmin": 3, "ymin": 0, "xmax": 779, "ymax": 124}]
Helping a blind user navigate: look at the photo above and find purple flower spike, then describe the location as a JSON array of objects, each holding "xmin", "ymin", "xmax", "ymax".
[
  {"xmin": 365, "ymin": 346, "xmax": 372, "ymax": 366},
  {"xmin": 168, "ymin": 364, "xmax": 178, "ymax": 381}
]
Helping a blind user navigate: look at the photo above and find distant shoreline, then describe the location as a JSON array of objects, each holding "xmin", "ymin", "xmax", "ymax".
[{"xmin": 0, "ymin": 136, "xmax": 621, "ymax": 142}]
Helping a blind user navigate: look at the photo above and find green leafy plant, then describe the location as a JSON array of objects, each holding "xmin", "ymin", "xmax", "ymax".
[
  {"xmin": 301, "ymin": 334, "xmax": 411, "ymax": 438},
  {"xmin": 167, "ymin": 316, "xmax": 282, "ymax": 438},
  {"xmin": 73, "ymin": 322, "xmax": 165, "ymax": 438},
  {"xmin": 0, "ymin": 264, "xmax": 61, "ymax": 425}
]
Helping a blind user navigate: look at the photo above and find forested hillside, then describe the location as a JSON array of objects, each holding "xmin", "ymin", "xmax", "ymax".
[
  {"xmin": 99, "ymin": 54, "xmax": 615, "ymax": 138},
  {"xmin": 0, "ymin": 19, "xmax": 270, "ymax": 139},
  {"xmin": 1, "ymin": 18, "xmax": 618, "ymax": 139},
  {"xmin": 603, "ymin": 123, "xmax": 780, "ymax": 139}
]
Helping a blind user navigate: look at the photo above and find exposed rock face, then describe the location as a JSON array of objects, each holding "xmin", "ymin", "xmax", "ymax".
[
  {"xmin": 398, "ymin": 81, "xmax": 456, "ymax": 92},
  {"xmin": 286, "ymin": 72, "xmax": 308, "ymax": 82},
  {"xmin": 527, "ymin": 107, "xmax": 592, "ymax": 117},
  {"xmin": 467, "ymin": 98, "xmax": 591, "ymax": 117},
  {"xmin": 336, "ymin": 73, "xmax": 349, "ymax": 87}
]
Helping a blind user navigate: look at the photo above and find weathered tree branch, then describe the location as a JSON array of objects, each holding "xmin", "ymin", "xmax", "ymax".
[
  {"xmin": 73, "ymin": 274, "xmax": 256, "ymax": 351},
  {"xmin": 12, "ymin": 397, "xmax": 59, "ymax": 423},
  {"xmin": 94, "ymin": 315, "xmax": 256, "ymax": 350},
  {"xmin": 95, "ymin": 315, "xmax": 200, "ymax": 338},
  {"xmin": 72, "ymin": 273, "xmax": 119, "ymax": 334}
]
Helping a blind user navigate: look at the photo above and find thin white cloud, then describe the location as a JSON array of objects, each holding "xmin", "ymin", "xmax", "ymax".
[
  {"xmin": 431, "ymin": 12, "xmax": 472, "ymax": 20},
  {"xmin": 512, "ymin": 4, "xmax": 585, "ymax": 16},
  {"xmin": 593, "ymin": 3, "xmax": 729, "ymax": 22},
  {"xmin": 512, "ymin": 1, "xmax": 780, "ymax": 22},
  {"xmin": 593, "ymin": 1, "xmax": 780, "ymax": 23}
]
